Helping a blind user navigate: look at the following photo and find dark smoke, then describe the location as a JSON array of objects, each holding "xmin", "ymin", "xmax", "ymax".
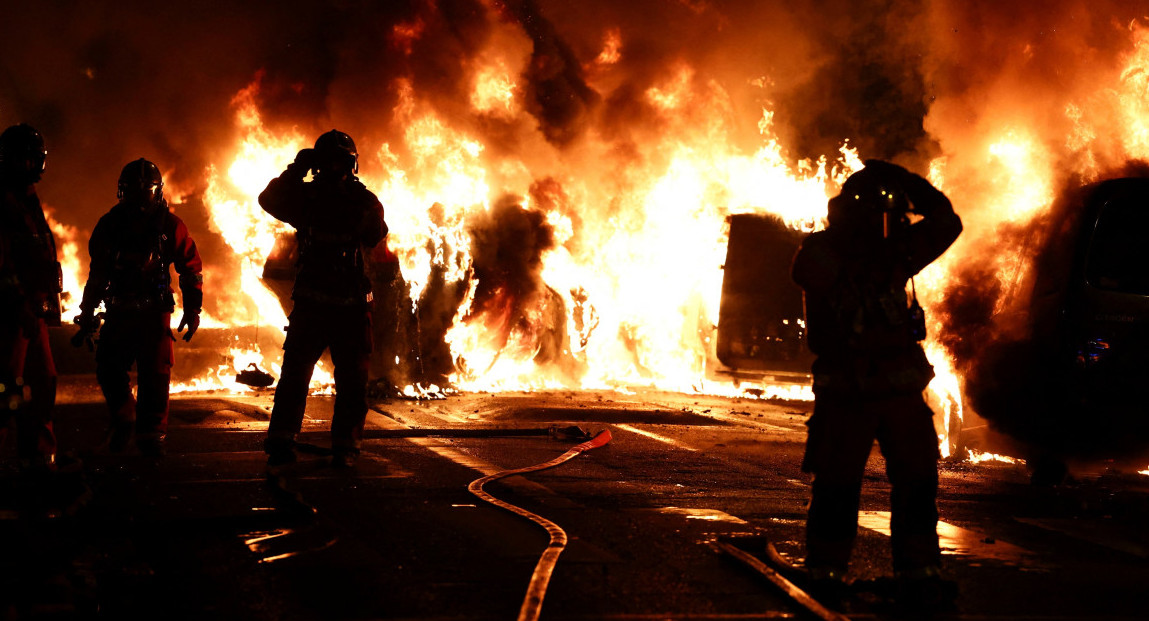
[
  {"xmin": 0, "ymin": 0, "xmax": 978, "ymax": 228},
  {"xmin": 495, "ymin": 0, "xmax": 600, "ymax": 146},
  {"xmin": 938, "ymin": 161, "xmax": 1149, "ymax": 460},
  {"xmin": 777, "ymin": 0, "xmax": 933, "ymax": 161},
  {"xmin": 465, "ymin": 194, "xmax": 555, "ymax": 333}
]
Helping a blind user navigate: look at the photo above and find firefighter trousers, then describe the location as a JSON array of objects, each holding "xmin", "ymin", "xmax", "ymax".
[
  {"xmin": 266, "ymin": 300, "xmax": 372, "ymax": 455},
  {"xmin": 0, "ymin": 316, "xmax": 57, "ymax": 463},
  {"xmin": 802, "ymin": 391, "xmax": 941, "ymax": 574},
  {"xmin": 96, "ymin": 310, "xmax": 174, "ymax": 436}
]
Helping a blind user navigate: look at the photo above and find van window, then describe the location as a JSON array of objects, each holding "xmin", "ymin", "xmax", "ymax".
[{"xmin": 1086, "ymin": 196, "xmax": 1149, "ymax": 295}]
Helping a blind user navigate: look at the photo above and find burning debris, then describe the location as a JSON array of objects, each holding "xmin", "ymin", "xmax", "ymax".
[
  {"xmin": 449, "ymin": 194, "xmax": 571, "ymax": 381},
  {"xmin": 235, "ymin": 363, "xmax": 275, "ymax": 389}
]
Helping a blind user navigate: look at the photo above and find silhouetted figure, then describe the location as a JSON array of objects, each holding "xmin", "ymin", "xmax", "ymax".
[
  {"xmin": 0, "ymin": 124, "xmax": 61, "ymax": 471},
  {"xmin": 260, "ymin": 130, "xmax": 387, "ymax": 469},
  {"xmin": 792, "ymin": 160, "xmax": 962, "ymax": 607},
  {"xmin": 76, "ymin": 159, "xmax": 203, "ymax": 457}
]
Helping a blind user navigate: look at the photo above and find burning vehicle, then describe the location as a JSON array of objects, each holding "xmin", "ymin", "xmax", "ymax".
[
  {"xmin": 946, "ymin": 173, "xmax": 1149, "ymax": 477},
  {"xmin": 262, "ymin": 195, "xmax": 577, "ymax": 396},
  {"xmin": 1035, "ymin": 177, "xmax": 1149, "ymax": 447},
  {"xmin": 263, "ymin": 208, "xmax": 816, "ymax": 396},
  {"xmin": 713, "ymin": 213, "xmax": 813, "ymax": 386},
  {"xmin": 1045, "ymin": 177, "xmax": 1149, "ymax": 408}
]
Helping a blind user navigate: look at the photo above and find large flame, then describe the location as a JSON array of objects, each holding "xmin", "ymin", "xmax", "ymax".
[
  {"xmin": 44, "ymin": 210, "xmax": 84, "ymax": 319},
  {"xmin": 40, "ymin": 9, "xmax": 1149, "ymax": 465},
  {"xmin": 184, "ymin": 64, "xmax": 850, "ymax": 400},
  {"xmin": 188, "ymin": 80, "xmax": 336, "ymax": 393}
]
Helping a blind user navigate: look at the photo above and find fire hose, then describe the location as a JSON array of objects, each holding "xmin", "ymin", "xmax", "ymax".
[
  {"xmin": 468, "ymin": 428, "xmax": 613, "ymax": 621},
  {"xmin": 712, "ymin": 540, "xmax": 848, "ymax": 621}
]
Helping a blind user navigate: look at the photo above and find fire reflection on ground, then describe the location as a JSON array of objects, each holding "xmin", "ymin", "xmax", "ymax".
[{"xmin": 858, "ymin": 511, "xmax": 1045, "ymax": 569}]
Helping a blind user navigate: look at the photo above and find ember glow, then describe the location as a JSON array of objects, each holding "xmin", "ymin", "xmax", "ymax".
[{"xmin": 967, "ymin": 450, "xmax": 1024, "ymax": 466}]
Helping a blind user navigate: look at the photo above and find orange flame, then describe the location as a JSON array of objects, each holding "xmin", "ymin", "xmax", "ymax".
[
  {"xmin": 176, "ymin": 78, "xmax": 335, "ymax": 394},
  {"xmin": 967, "ymin": 450, "xmax": 1024, "ymax": 466},
  {"xmin": 43, "ymin": 210, "xmax": 84, "ymax": 320},
  {"xmin": 153, "ymin": 16, "xmax": 1149, "ymax": 474}
]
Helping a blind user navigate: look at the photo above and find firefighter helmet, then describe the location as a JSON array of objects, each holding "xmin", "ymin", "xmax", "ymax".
[
  {"xmin": 0, "ymin": 123, "xmax": 47, "ymax": 183},
  {"xmin": 117, "ymin": 158, "xmax": 165, "ymax": 204},
  {"xmin": 313, "ymin": 129, "xmax": 358, "ymax": 174},
  {"xmin": 831, "ymin": 164, "xmax": 909, "ymax": 230},
  {"xmin": 841, "ymin": 166, "xmax": 908, "ymax": 212}
]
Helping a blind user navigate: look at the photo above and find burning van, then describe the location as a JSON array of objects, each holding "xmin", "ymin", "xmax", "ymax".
[
  {"xmin": 1039, "ymin": 178, "xmax": 1149, "ymax": 424},
  {"xmin": 958, "ymin": 175, "xmax": 1149, "ymax": 472},
  {"xmin": 713, "ymin": 213, "xmax": 814, "ymax": 385}
]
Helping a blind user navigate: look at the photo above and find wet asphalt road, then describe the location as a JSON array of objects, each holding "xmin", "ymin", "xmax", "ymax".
[{"xmin": 4, "ymin": 377, "xmax": 1149, "ymax": 620}]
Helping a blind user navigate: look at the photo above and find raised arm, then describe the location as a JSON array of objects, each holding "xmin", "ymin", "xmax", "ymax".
[
  {"xmin": 901, "ymin": 169, "xmax": 963, "ymax": 275},
  {"xmin": 258, "ymin": 149, "xmax": 315, "ymax": 227},
  {"xmin": 860, "ymin": 159, "xmax": 963, "ymax": 275}
]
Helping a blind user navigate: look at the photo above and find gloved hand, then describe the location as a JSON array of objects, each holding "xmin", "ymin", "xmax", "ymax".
[
  {"xmin": 177, "ymin": 312, "xmax": 200, "ymax": 342},
  {"xmin": 294, "ymin": 148, "xmax": 317, "ymax": 170},
  {"xmin": 75, "ymin": 310, "xmax": 97, "ymax": 331},
  {"xmin": 71, "ymin": 310, "xmax": 98, "ymax": 347},
  {"xmin": 865, "ymin": 159, "xmax": 945, "ymax": 215}
]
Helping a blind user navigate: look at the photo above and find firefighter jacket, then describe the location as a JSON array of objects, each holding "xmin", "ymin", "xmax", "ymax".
[
  {"xmin": 0, "ymin": 181, "xmax": 62, "ymax": 325},
  {"xmin": 792, "ymin": 176, "xmax": 962, "ymax": 397},
  {"xmin": 258, "ymin": 167, "xmax": 386, "ymax": 306},
  {"xmin": 80, "ymin": 202, "xmax": 203, "ymax": 315}
]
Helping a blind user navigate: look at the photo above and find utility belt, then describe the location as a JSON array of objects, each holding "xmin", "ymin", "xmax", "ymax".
[
  {"xmin": 292, "ymin": 283, "xmax": 374, "ymax": 307},
  {"xmin": 300, "ymin": 249, "xmax": 361, "ymax": 272},
  {"xmin": 299, "ymin": 231, "xmax": 363, "ymax": 273},
  {"xmin": 106, "ymin": 291, "xmax": 176, "ymax": 313},
  {"xmin": 811, "ymin": 348, "xmax": 934, "ymax": 398}
]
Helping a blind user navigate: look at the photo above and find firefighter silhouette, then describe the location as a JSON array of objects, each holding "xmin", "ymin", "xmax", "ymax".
[
  {"xmin": 260, "ymin": 130, "xmax": 387, "ymax": 469},
  {"xmin": 791, "ymin": 159, "xmax": 962, "ymax": 606},
  {"xmin": 0, "ymin": 124, "xmax": 61, "ymax": 471},
  {"xmin": 76, "ymin": 158, "xmax": 203, "ymax": 457}
]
